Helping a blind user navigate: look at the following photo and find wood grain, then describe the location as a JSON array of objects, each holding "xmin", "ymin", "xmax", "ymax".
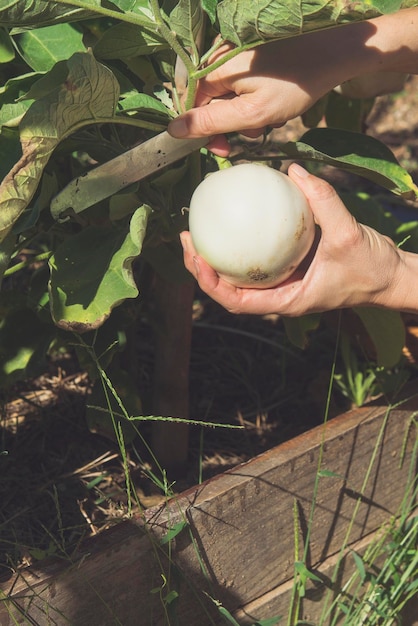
[{"xmin": 1, "ymin": 389, "xmax": 417, "ymax": 625}]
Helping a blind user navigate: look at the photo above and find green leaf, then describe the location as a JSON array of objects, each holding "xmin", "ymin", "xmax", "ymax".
[
  {"xmin": 352, "ymin": 307, "xmax": 405, "ymax": 367},
  {"xmin": 167, "ymin": 0, "xmax": 205, "ymax": 50},
  {"xmin": 93, "ymin": 22, "xmax": 167, "ymax": 60},
  {"xmin": 159, "ymin": 520, "xmax": 188, "ymax": 546},
  {"xmin": 317, "ymin": 469, "xmax": 345, "ymax": 479},
  {"xmin": 350, "ymin": 550, "xmax": 367, "ymax": 582},
  {"xmin": 325, "ymin": 90, "xmax": 375, "ymax": 133},
  {"xmin": 0, "ymin": 1, "xmax": 96, "ymax": 27},
  {"xmin": 280, "ymin": 128, "xmax": 418, "ymax": 199},
  {"xmin": 118, "ymin": 91, "xmax": 173, "ymax": 117},
  {"xmin": 108, "ymin": 0, "xmax": 154, "ymax": 19},
  {"xmin": 14, "ymin": 23, "xmax": 85, "ymax": 72},
  {"xmin": 0, "ymin": 28, "xmax": 14, "ymax": 63},
  {"xmin": 49, "ymin": 205, "xmax": 150, "ymax": 331},
  {"xmin": 282, "ymin": 314, "xmax": 321, "ymax": 349},
  {"xmin": 202, "ymin": 0, "xmax": 219, "ymax": 24},
  {"xmin": 0, "ymin": 51, "xmax": 119, "ymax": 239},
  {"xmin": 216, "ymin": 0, "xmax": 418, "ymax": 47},
  {"xmin": 164, "ymin": 589, "xmax": 179, "ymax": 606},
  {"xmin": 0, "ymin": 71, "xmax": 41, "ymax": 105},
  {"xmin": 301, "ymin": 94, "xmax": 329, "ymax": 129},
  {"xmin": 294, "ymin": 561, "xmax": 323, "ymax": 597},
  {"xmin": 0, "ymin": 101, "xmax": 28, "ymax": 128}
]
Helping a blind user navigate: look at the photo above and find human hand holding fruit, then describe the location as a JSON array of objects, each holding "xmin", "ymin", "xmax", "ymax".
[{"xmin": 181, "ymin": 164, "xmax": 414, "ymax": 316}]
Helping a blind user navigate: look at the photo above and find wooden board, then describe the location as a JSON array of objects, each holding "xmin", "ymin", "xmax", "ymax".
[{"xmin": 1, "ymin": 389, "xmax": 417, "ymax": 625}]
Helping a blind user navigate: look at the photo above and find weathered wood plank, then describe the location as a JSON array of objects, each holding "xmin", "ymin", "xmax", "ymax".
[
  {"xmin": 233, "ymin": 520, "xmax": 418, "ymax": 625},
  {"xmin": 147, "ymin": 396, "xmax": 417, "ymax": 613},
  {"xmin": 1, "ymin": 390, "xmax": 417, "ymax": 625}
]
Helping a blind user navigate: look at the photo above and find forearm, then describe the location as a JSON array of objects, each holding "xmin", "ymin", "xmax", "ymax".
[{"xmin": 287, "ymin": 7, "xmax": 418, "ymax": 95}]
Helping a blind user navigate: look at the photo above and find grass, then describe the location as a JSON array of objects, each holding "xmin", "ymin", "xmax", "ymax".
[{"xmin": 1, "ymin": 305, "xmax": 417, "ymax": 624}]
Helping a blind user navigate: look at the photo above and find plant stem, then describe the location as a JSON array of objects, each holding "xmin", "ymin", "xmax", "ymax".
[
  {"xmin": 50, "ymin": 0, "xmax": 154, "ymax": 29},
  {"xmin": 199, "ymin": 37, "xmax": 227, "ymax": 66},
  {"xmin": 184, "ymin": 76, "xmax": 198, "ymax": 112},
  {"xmin": 149, "ymin": 0, "xmax": 194, "ymax": 75},
  {"xmin": 150, "ymin": 274, "xmax": 194, "ymax": 478},
  {"xmin": 4, "ymin": 251, "xmax": 52, "ymax": 276},
  {"xmin": 192, "ymin": 42, "xmax": 262, "ymax": 80}
]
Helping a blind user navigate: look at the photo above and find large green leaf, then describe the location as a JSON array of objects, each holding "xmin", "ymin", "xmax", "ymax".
[
  {"xmin": 0, "ymin": 51, "xmax": 119, "ymax": 239},
  {"xmin": 93, "ymin": 22, "xmax": 168, "ymax": 60},
  {"xmin": 13, "ymin": 23, "xmax": 86, "ymax": 71},
  {"xmin": 279, "ymin": 128, "xmax": 418, "ymax": 199},
  {"xmin": 1, "ymin": 0, "xmax": 156, "ymax": 29},
  {"xmin": 167, "ymin": 0, "xmax": 205, "ymax": 50},
  {"xmin": 353, "ymin": 307, "xmax": 405, "ymax": 367},
  {"xmin": 0, "ymin": 0, "xmax": 95, "ymax": 27},
  {"xmin": 49, "ymin": 205, "xmax": 150, "ymax": 331},
  {"xmin": 216, "ymin": 0, "xmax": 418, "ymax": 46}
]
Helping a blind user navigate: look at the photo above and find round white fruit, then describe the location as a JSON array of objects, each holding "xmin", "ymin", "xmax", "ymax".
[{"xmin": 188, "ymin": 163, "xmax": 315, "ymax": 289}]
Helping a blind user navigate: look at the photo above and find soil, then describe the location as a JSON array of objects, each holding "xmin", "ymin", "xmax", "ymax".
[{"xmin": 1, "ymin": 77, "xmax": 418, "ymax": 581}]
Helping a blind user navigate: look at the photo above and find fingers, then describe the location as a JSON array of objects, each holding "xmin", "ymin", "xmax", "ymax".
[
  {"xmin": 167, "ymin": 100, "xmax": 231, "ymax": 138},
  {"xmin": 179, "ymin": 231, "xmax": 302, "ymax": 316},
  {"xmin": 180, "ymin": 231, "xmax": 241, "ymax": 308},
  {"xmin": 180, "ymin": 231, "xmax": 219, "ymax": 291},
  {"xmin": 288, "ymin": 164, "xmax": 358, "ymax": 239}
]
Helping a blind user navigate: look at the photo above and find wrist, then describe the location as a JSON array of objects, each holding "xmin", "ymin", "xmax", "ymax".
[{"xmin": 374, "ymin": 248, "xmax": 418, "ymax": 313}]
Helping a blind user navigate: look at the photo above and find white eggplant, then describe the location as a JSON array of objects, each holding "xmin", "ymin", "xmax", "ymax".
[{"xmin": 188, "ymin": 163, "xmax": 315, "ymax": 289}]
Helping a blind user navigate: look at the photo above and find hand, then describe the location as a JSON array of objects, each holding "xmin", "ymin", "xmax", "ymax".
[
  {"xmin": 168, "ymin": 21, "xmax": 378, "ymax": 154},
  {"xmin": 180, "ymin": 164, "xmax": 405, "ymax": 316},
  {"xmin": 169, "ymin": 39, "xmax": 332, "ymax": 155}
]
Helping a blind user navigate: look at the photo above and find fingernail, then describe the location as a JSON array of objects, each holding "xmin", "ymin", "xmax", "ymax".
[
  {"xmin": 290, "ymin": 163, "xmax": 309, "ymax": 178},
  {"xmin": 179, "ymin": 231, "xmax": 188, "ymax": 251},
  {"xmin": 193, "ymin": 256, "xmax": 200, "ymax": 276},
  {"xmin": 168, "ymin": 118, "xmax": 188, "ymax": 138}
]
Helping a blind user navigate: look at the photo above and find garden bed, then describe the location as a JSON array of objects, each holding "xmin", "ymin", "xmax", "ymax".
[{"xmin": 1, "ymin": 384, "xmax": 417, "ymax": 625}]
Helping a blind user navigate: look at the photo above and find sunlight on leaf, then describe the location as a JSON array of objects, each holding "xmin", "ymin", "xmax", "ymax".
[
  {"xmin": 0, "ymin": 51, "xmax": 119, "ymax": 239},
  {"xmin": 217, "ymin": 0, "xmax": 418, "ymax": 46},
  {"xmin": 14, "ymin": 23, "xmax": 85, "ymax": 71},
  {"xmin": 0, "ymin": 0, "xmax": 96, "ymax": 27},
  {"xmin": 280, "ymin": 128, "xmax": 418, "ymax": 199}
]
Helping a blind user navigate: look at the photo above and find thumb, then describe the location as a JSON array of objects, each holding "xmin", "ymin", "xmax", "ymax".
[
  {"xmin": 288, "ymin": 163, "xmax": 357, "ymax": 237},
  {"xmin": 168, "ymin": 97, "xmax": 259, "ymax": 138}
]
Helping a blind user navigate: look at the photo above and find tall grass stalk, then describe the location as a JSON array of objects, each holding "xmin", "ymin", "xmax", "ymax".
[
  {"xmin": 323, "ymin": 417, "xmax": 418, "ymax": 626},
  {"xmin": 287, "ymin": 316, "xmax": 417, "ymax": 626},
  {"xmin": 76, "ymin": 333, "xmax": 247, "ymax": 624}
]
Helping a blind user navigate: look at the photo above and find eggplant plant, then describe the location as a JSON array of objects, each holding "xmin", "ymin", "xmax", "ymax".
[{"xmin": 0, "ymin": 0, "xmax": 417, "ymax": 474}]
